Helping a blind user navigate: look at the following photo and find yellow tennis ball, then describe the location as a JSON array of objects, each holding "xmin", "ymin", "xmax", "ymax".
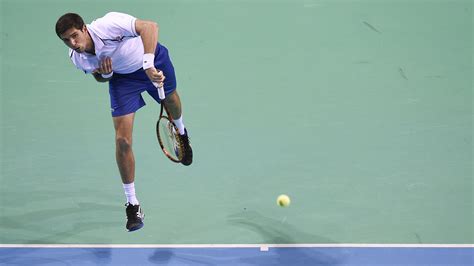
[{"xmin": 277, "ymin": 194, "xmax": 291, "ymax": 207}]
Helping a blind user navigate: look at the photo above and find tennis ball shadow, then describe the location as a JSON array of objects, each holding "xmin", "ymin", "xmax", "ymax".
[
  {"xmin": 227, "ymin": 210, "xmax": 345, "ymax": 266},
  {"xmin": 228, "ymin": 210, "xmax": 336, "ymax": 244}
]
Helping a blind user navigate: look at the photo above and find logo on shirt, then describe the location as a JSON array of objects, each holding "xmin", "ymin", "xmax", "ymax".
[{"xmin": 113, "ymin": 36, "xmax": 124, "ymax": 42}]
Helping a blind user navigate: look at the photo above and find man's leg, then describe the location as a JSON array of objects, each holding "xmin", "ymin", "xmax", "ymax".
[
  {"xmin": 113, "ymin": 113, "xmax": 136, "ymax": 184},
  {"xmin": 163, "ymin": 90, "xmax": 193, "ymax": 166},
  {"xmin": 162, "ymin": 90, "xmax": 182, "ymax": 121},
  {"xmin": 113, "ymin": 113, "xmax": 144, "ymax": 232}
]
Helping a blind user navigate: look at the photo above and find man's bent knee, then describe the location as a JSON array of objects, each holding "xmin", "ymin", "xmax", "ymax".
[{"xmin": 116, "ymin": 137, "xmax": 132, "ymax": 155}]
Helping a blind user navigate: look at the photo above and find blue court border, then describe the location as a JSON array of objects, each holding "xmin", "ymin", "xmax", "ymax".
[{"xmin": 1, "ymin": 245, "xmax": 472, "ymax": 265}]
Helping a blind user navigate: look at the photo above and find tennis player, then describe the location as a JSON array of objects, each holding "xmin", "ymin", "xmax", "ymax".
[{"xmin": 55, "ymin": 12, "xmax": 193, "ymax": 231}]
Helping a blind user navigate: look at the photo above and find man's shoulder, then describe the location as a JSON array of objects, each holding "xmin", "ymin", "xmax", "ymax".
[
  {"xmin": 89, "ymin": 12, "xmax": 136, "ymax": 38},
  {"xmin": 103, "ymin": 12, "xmax": 131, "ymax": 18},
  {"xmin": 91, "ymin": 12, "xmax": 133, "ymax": 25}
]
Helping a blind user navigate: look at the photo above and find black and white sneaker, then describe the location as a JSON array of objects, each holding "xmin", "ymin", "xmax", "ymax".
[
  {"xmin": 125, "ymin": 203, "xmax": 144, "ymax": 232},
  {"xmin": 179, "ymin": 128, "xmax": 193, "ymax": 166}
]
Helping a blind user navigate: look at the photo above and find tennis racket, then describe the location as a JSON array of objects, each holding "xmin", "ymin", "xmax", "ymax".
[{"xmin": 154, "ymin": 82, "xmax": 184, "ymax": 163}]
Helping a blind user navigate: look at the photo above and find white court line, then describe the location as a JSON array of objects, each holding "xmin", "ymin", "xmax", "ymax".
[{"xmin": 0, "ymin": 244, "xmax": 472, "ymax": 249}]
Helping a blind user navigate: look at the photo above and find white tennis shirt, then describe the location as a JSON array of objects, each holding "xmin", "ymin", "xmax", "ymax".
[{"xmin": 69, "ymin": 12, "xmax": 144, "ymax": 74}]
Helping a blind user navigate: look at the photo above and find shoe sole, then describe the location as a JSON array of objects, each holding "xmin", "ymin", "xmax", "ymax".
[
  {"xmin": 127, "ymin": 223, "xmax": 144, "ymax": 232},
  {"xmin": 181, "ymin": 147, "xmax": 193, "ymax": 166},
  {"xmin": 181, "ymin": 160, "xmax": 192, "ymax": 166}
]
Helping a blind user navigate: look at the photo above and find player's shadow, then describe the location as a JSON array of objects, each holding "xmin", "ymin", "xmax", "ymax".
[
  {"xmin": 227, "ymin": 210, "xmax": 345, "ymax": 266},
  {"xmin": 148, "ymin": 249, "xmax": 174, "ymax": 264},
  {"xmin": 148, "ymin": 249, "xmax": 216, "ymax": 266}
]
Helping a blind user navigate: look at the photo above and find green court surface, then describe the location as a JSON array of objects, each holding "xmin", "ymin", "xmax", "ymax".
[{"xmin": 0, "ymin": 0, "xmax": 472, "ymax": 246}]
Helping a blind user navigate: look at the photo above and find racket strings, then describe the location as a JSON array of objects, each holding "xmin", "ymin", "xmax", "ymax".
[{"xmin": 166, "ymin": 120, "xmax": 184, "ymax": 159}]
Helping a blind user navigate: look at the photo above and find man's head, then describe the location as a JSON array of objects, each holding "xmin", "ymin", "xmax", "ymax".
[{"xmin": 55, "ymin": 13, "xmax": 92, "ymax": 53}]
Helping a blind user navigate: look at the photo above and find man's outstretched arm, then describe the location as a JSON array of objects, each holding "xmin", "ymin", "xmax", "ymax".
[{"xmin": 135, "ymin": 19, "xmax": 164, "ymax": 87}]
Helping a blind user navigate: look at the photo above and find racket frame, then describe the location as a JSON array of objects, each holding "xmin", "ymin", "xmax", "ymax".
[{"xmin": 155, "ymin": 84, "xmax": 184, "ymax": 163}]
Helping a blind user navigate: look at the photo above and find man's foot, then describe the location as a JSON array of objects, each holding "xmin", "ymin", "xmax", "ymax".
[
  {"xmin": 179, "ymin": 129, "xmax": 193, "ymax": 166},
  {"xmin": 125, "ymin": 203, "xmax": 144, "ymax": 232}
]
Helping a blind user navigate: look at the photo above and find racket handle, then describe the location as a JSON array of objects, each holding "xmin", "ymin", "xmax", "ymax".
[{"xmin": 153, "ymin": 82, "xmax": 165, "ymax": 100}]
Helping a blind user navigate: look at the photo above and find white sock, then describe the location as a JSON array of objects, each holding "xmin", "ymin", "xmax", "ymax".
[
  {"xmin": 123, "ymin": 182, "xmax": 139, "ymax": 205},
  {"xmin": 173, "ymin": 116, "xmax": 186, "ymax": 135}
]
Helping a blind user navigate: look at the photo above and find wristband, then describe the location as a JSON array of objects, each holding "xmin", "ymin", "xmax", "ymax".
[
  {"xmin": 101, "ymin": 72, "xmax": 113, "ymax": 79},
  {"xmin": 143, "ymin": 53, "xmax": 155, "ymax": 70}
]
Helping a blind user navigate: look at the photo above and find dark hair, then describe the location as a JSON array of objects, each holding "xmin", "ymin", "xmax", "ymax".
[{"xmin": 55, "ymin": 13, "xmax": 85, "ymax": 37}]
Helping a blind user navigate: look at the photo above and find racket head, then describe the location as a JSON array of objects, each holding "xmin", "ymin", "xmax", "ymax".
[{"xmin": 156, "ymin": 115, "xmax": 184, "ymax": 163}]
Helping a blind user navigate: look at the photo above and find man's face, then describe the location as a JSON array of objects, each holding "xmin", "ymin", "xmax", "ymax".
[{"xmin": 59, "ymin": 26, "xmax": 90, "ymax": 53}]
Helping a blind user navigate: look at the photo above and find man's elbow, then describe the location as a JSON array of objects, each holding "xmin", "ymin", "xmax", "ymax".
[
  {"xmin": 135, "ymin": 19, "xmax": 159, "ymax": 36},
  {"xmin": 144, "ymin": 21, "xmax": 158, "ymax": 35},
  {"xmin": 149, "ymin": 21, "xmax": 158, "ymax": 32}
]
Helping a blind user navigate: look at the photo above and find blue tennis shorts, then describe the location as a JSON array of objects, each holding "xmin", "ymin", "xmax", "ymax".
[{"xmin": 108, "ymin": 43, "xmax": 177, "ymax": 117}]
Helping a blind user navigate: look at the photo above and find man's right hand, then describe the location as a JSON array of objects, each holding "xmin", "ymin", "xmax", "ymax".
[{"xmin": 145, "ymin": 67, "xmax": 165, "ymax": 88}]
